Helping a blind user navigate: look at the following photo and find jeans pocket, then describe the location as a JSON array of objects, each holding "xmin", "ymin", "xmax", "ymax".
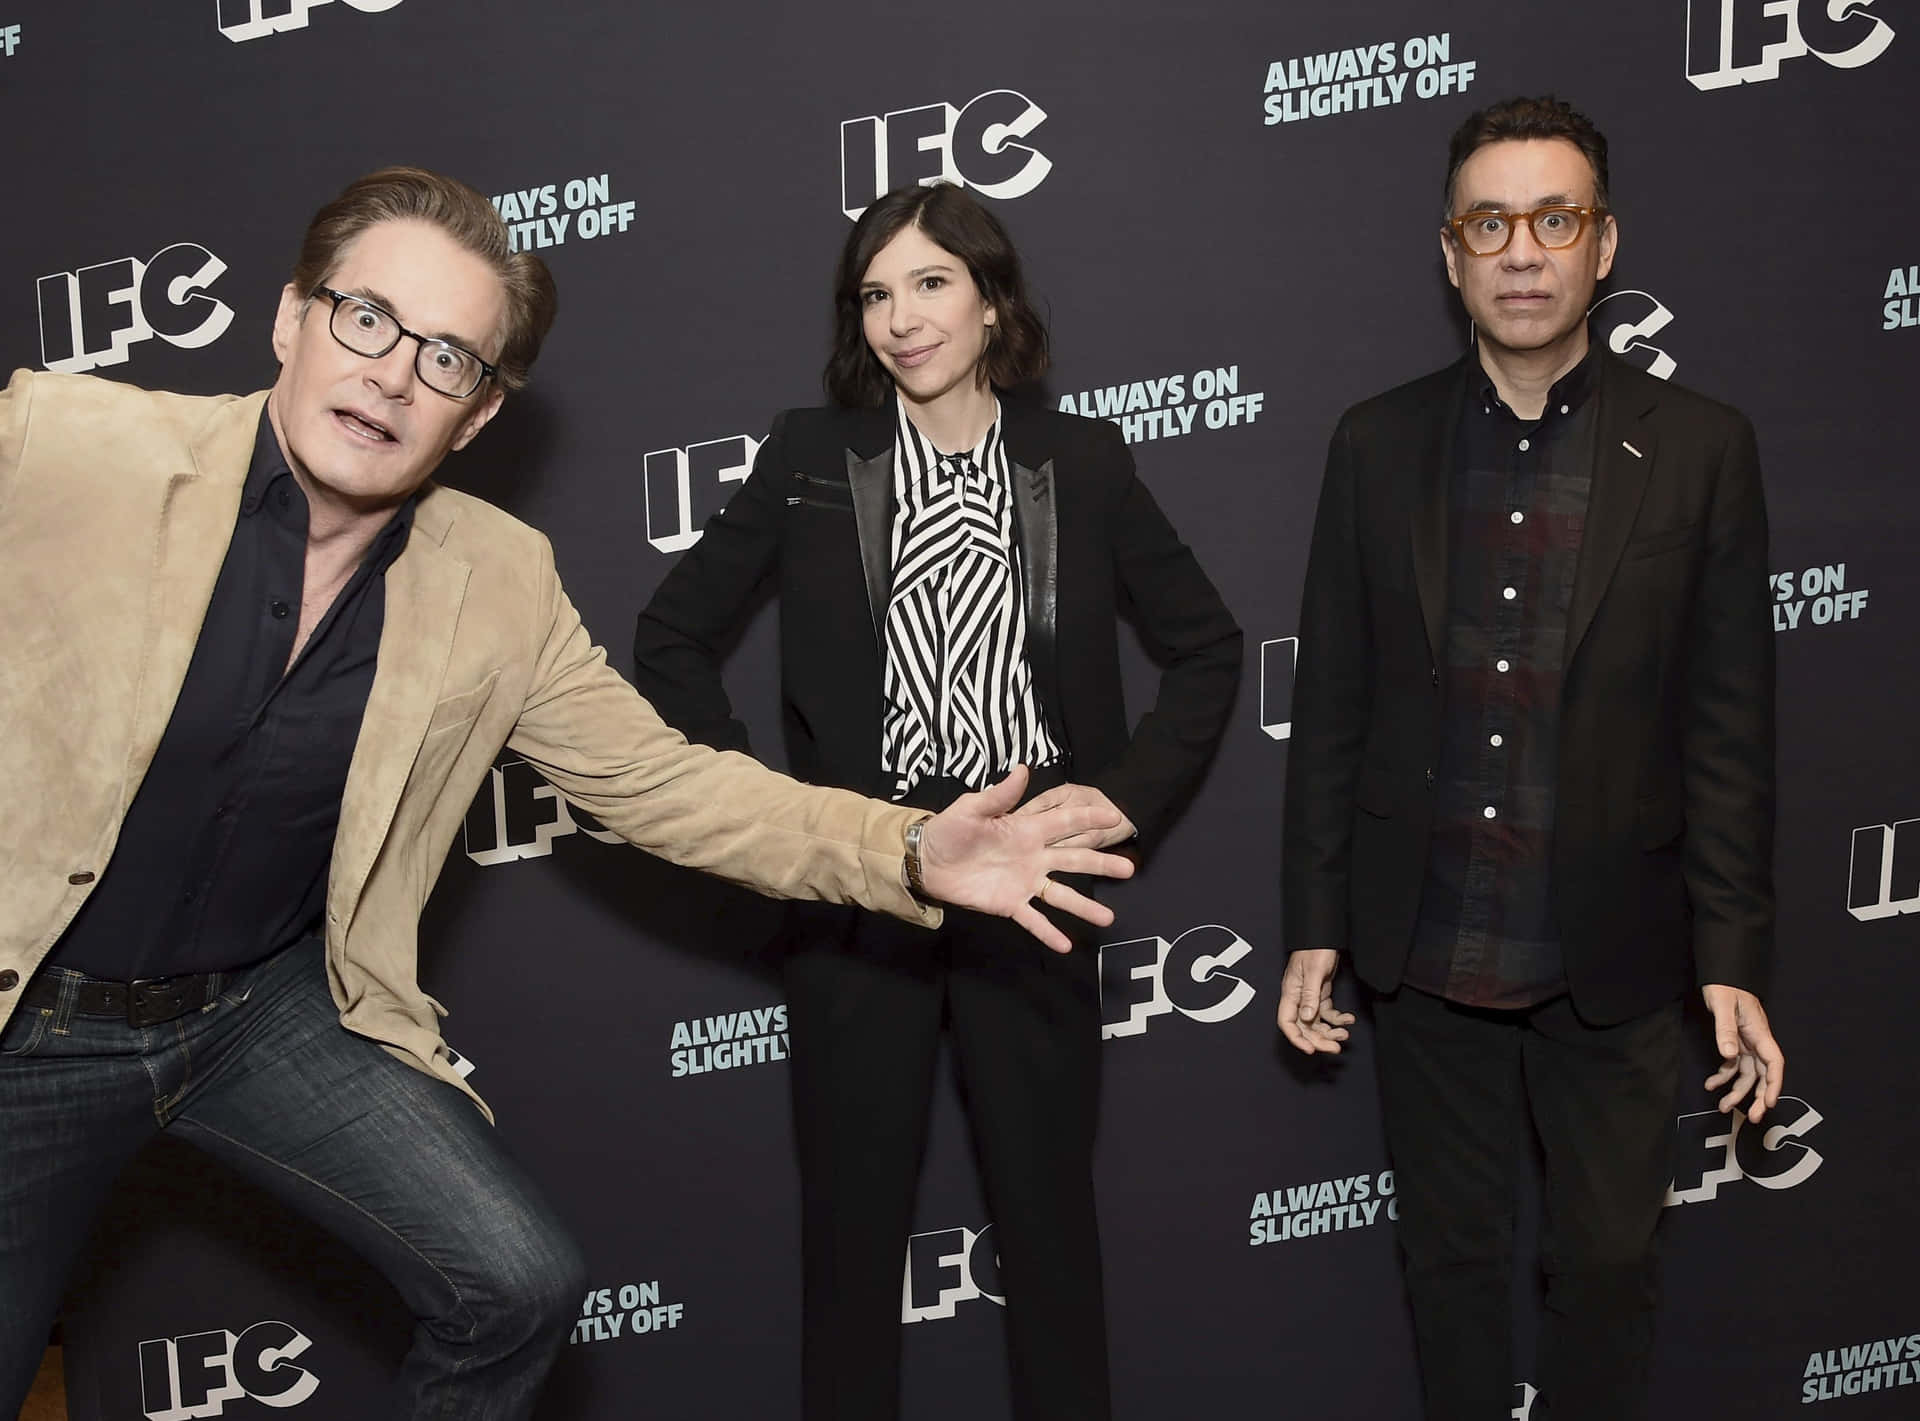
[
  {"xmin": 217, "ymin": 983, "xmax": 256, "ymax": 1010},
  {"xmin": 0, "ymin": 1008, "xmax": 50, "ymax": 1057}
]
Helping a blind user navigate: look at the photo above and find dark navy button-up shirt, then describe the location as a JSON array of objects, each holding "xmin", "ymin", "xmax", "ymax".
[
  {"xmin": 49, "ymin": 410, "xmax": 414, "ymax": 981},
  {"xmin": 1402, "ymin": 349, "xmax": 1599, "ymax": 1009}
]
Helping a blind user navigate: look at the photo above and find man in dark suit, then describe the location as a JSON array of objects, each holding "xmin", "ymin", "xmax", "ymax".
[{"xmin": 1277, "ymin": 97, "xmax": 1786, "ymax": 1421}]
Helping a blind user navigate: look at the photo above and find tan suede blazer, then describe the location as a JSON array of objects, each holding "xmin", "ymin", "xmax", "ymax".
[{"xmin": 0, "ymin": 370, "xmax": 934, "ymax": 1116}]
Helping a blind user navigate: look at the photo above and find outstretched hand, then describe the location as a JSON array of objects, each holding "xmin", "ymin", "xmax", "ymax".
[
  {"xmin": 1701, "ymin": 984, "xmax": 1785, "ymax": 1123},
  {"xmin": 918, "ymin": 766, "xmax": 1135, "ymax": 953}
]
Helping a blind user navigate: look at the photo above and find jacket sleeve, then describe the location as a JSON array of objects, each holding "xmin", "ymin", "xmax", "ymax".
[
  {"xmin": 1281, "ymin": 414, "xmax": 1372, "ymax": 954},
  {"xmin": 1682, "ymin": 413, "xmax": 1775, "ymax": 994},
  {"xmin": 510, "ymin": 528, "xmax": 938, "ymax": 927},
  {"xmin": 630, "ymin": 413, "xmax": 791, "ymax": 752},
  {"xmin": 1085, "ymin": 423, "xmax": 1244, "ymax": 853}
]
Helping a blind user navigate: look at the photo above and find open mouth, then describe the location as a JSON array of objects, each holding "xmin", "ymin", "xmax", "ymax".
[{"xmin": 335, "ymin": 408, "xmax": 396, "ymax": 443}]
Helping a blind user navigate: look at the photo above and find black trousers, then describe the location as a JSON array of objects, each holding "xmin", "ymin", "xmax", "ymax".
[
  {"xmin": 1371, "ymin": 985, "xmax": 1683, "ymax": 1421},
  {"xmin": 783, "ymin": 776, "xmax": 1107, "ymax": 1421}
]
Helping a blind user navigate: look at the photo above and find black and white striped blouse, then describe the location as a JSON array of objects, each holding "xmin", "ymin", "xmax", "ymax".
[{"xmin": 881, "ymin": 399, "xmax": 1062, "ymax": 800}]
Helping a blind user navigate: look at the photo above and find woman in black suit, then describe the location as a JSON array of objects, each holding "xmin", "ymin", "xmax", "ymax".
[{"xmin": 633, "ymin": 183, "xmax": 1240, "ymax": 1420}]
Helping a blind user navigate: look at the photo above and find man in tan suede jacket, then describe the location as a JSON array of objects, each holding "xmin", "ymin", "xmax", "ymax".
[{"xmin": 0, "ymin": 167, "xmax": 1130, "ymax": 1420}]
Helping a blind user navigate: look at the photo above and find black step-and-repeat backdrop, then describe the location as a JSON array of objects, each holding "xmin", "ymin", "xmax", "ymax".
[{"xmin": 6, "ymin": 2, "xmax": 1917, "ymax": 1417}]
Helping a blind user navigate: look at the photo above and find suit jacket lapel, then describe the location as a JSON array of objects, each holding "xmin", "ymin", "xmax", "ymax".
[
  {"xmin": 1411, "ymin": 360, "xmax": 1468, "ymax": 670},
  {"xmin": 125, "ymin": 392, "xmax": 265, "ymax": 811},
  {"xmin": 328, "ymin": 486, "xmax": 470, "ymax": 934},
  {"xmin": 1566, "ymin": 357, "xmax": 1658, "ymax": 663},
  {"xmin": 838, "ymin": 401, "xmax": 897, "ymax": 647},
  {"xmin": 845, "ymin": 442, "xmax": 895, "ymax": 647},
  {"xmin": 1002, "ymin": 405, "xmax": 1062, "ymax": 725}
]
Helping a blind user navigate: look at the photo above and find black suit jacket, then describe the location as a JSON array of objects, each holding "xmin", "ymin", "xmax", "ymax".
[
  {"xmin": 1282, "ymin": 351, "xmax": 1775, "ymax": 1024},
  {"xmin": 634, "ymin": 397, "xmax": 1241, "ymax": 855}
]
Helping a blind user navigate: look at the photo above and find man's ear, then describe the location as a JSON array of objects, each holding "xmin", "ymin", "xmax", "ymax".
[
  {"xmin": 270, "ymin": 283, "xmax": 307, "ymax": 365},
  {"xmin": 450, "ymin": 383, "xmax": 507, "ymax": 452},
  {"xmin": 1595, "ymin": 213, "xmax": 1619, "ymax": 281},
  {"xmin": 1439, "ymin": 229, "xmax": 1463, "ymax": 290}
]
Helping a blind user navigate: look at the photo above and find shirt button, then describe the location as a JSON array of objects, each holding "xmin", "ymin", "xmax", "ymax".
[
  {"xmin": 0, "ymin": 970, "xmax": 17, "ymax": 993},
  {"xmin": 1483, "ymin": 806, "xmax": 1497, "ymax": 819},
  {"xmin": 1559, "ymin": 404, "xmax": 1570, "ymax": 415},
  {"xmin": 1425, "ymin": 768, "xmax": 1435, "ymax": 788},
  {"xmin": 1490, "ymin": 734, "xmax": 1504, "ymax": 747},
  {"xmin": 1503, "ymin": 587, "xmax": 1517, "ymax": 600},
  {"xmin": 1496, "ymin": 659, "xmax": 1510, "ymax": 672},
  {"xmin": 1510, "ymin": 510, "xmax": 1524, "ymax": 525},
  {"xmin": 270, "ymin": 599, "xmax": 290, "ymax": 619},
  {"xmin": 1518, "ymin": 438, "xmax": 1531, "ymax": 451},
  {"xmin": 1430, "ymin": 667, "xmax": 1440, "ymax": 687},
  {"xmin": 68, "ymin": 870, "xmax": 96, "ymax": 885}
]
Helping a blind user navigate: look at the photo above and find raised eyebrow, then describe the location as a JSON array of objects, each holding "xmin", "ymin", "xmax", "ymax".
[
  {"xmin": 340, "ymin": 285, "xmax": 485, "ymax": 355},
  {"xmin": 905, "ymin": 264, "xmax": 956, "ymax": 278}
]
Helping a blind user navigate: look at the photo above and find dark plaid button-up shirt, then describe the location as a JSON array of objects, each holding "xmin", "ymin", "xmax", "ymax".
[{"xmin": 1402, "ymin": 350, "xmax": 1599, "ymax": 1009}]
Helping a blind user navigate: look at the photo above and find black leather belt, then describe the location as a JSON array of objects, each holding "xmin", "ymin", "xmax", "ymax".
[{"xmin": 21, "ymin": 969, "xmax": 224, "ymax": 1028}]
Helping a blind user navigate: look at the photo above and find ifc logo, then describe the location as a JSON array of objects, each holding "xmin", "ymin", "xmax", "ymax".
[
  {"xmin": 138, "ymin": 1321, "xmax": 317, "ymax": 1418},
  {"xmin": 1099, "ymin": 924, "xmax": 1257, "ymax": 1040},
  {"xmin": 216, "ymin": 0, "xmax": 404, "ymax": 43},
  {"xmin": 840, "ymin": 90, "xmax": 1051, "ymax": 220},
  {"xmin": 1684, "ymin": 0, "xmax": 1894, "ymax": 89},
  {"xmin": 1588, "ymin": 290, "xmax": 1678, "ymax": 381},
  {"xmin": 37, "ymin": 244, "xmax": 233, "ymax": 374}
]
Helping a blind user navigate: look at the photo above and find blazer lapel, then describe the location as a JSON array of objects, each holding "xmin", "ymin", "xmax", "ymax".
[
  {"xmin": 1566, "ymin": 358, "xmax": 1658, "ymax": 664},
  {"xmin": 838, "ymin": 401, "xmax": 898, "ymax": 647},
  {"xmin": 845, "ymin": 442, "xmax": 895, "ymax": 647},
  {"xmin": 1003, "ymin": 407, "xmax": 1062, "ymax": 726},
  {"xmin": 124, "ymin": 393, "xmax": 265, "ymax": 811},
  {"xmin": 328, "ymin": 487, "xmax": 470, "ymax": 935},
  {"xmin": 1411, "ymin": 360, "xmax": 1468, "ymax": 670}
]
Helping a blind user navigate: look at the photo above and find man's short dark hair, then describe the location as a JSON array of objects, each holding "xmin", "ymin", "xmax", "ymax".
[
  {"xmin": 1443, "ymin": 96, "xmax": 1610, "ymax": 216},
  {"xmin": 291, "ymin": 166, "xmax": 557, "ymax": 392},
  {"xmin": 823, "ymin": 183, "xmax": 1049, "ymax": 409}
]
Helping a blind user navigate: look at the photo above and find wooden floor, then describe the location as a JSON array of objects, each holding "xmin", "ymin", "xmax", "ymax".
[{"xmin": 18, "ymin": 1349, "xmax": 65, "ymax": 1421}]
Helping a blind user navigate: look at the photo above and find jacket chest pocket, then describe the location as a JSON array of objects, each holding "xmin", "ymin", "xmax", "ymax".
[{"xmin": 423, "ymin": 669, "xmax": 501, "ymax": 740}]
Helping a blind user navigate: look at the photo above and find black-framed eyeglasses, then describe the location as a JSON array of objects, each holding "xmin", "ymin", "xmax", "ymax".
[
  {"xmin": 315, "ymin": 287, "xmax": 497, "ymax": 399},
  {"xmin": 1444, "ymin": 205, "xmax": 1609, "ymax": 257}
]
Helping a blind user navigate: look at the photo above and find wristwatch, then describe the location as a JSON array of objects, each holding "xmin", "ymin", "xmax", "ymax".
[{"xmin": 902, "ymin": 817, "xmax": 932, "ymax": 904}]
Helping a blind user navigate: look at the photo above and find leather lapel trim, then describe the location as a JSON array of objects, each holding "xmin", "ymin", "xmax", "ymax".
[
  {"xmin": 1010, "ymin": 456, "xmax": 1061, "ymax": 722},
  {"xmin": 846, "ymin": 444, "xmax": 895, "ymax": 646}
]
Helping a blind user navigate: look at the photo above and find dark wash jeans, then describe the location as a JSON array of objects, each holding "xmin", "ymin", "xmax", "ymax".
[{"xmin": 0, "ymin": 936, "xmax": 584, "ymax": 1420}]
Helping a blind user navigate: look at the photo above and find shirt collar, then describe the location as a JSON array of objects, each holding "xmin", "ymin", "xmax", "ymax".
[
  {"xmin": 239, "ymin": 407, "xmax": 293, "ymax": 516},
  {"xmin": 238, "ymin": 406, "xmax": 416, "ymax": 571},
  {"xmin": 1472, "ymin": 342, "xmax": 1599, "ymax": 422},
  {"xmin": 896, "ymin": 396, "xmax": 1003, "ymax": 479}
]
